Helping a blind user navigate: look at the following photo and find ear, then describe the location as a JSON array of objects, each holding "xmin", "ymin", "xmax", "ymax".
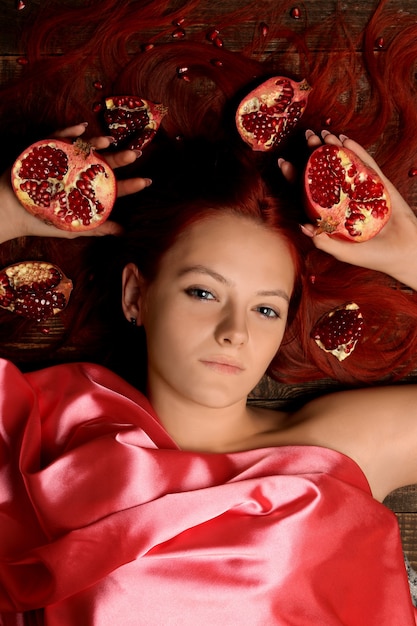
[{"xmin": 121, "ymin": 263, "xmax": 147, "ymax": 325}]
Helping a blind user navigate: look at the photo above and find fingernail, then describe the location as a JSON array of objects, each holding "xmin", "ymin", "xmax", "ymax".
[
  {"xmin": 321, "ymin": 130, "xmax": 331, "ymax": 138},
  {"xmin": 132, "ymin": 149, "xmax": 142, "ymax": 158},
  {"xmin": 339, "ymin": 134, "xmax": 349, "ymax": 142},
  {"xmin": 277, "ymin": 157, "xmax": 285, "ymax": 169},
  {"xmin": 80, "ymin": 122, "xmax": 89, "ymax": 127},
  {"xmin": 305, "ymin": 129, "xmax": 315, "ymax": 139},
  {"xmin": 106, "ymin": 136, "xmax": 116, "ymax": 143},
  {"xmin": 144, "ymin": 178, "xmax": 152, "ymax": 187},
  {"xmin": 299, "ymin": 224, "xmax": 315, "ymax": 237}
]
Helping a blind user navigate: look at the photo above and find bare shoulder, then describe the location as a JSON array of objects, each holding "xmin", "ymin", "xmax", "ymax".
[{"xmin": 288, "ymin": 384, "xmax": 417, "ymax": 501}]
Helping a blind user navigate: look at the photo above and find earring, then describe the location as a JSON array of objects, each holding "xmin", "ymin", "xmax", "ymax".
[{"xmin": 130, "ymin": 317, "xmax": 137, "ymax": 326}]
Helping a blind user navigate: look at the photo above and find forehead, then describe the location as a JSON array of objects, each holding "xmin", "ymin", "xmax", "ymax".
[{"xmin": 159, "ymin": 213, "xmax": 296, "ymax": 289}]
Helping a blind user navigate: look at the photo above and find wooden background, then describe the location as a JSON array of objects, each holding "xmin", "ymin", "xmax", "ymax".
[{"xmin": 1, "ymin": 0, "xmax": 417, "ymax": 568}]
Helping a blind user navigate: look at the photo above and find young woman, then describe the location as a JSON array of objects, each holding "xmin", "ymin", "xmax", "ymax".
[{"xmin": 0, "ymin": 126, "xmax": 417, "ymax": 624}]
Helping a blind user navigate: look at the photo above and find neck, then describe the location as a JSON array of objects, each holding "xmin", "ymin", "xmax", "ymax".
[{"xmin": 147, "ymin": 382, "xmax": 255, "ymax": 453}]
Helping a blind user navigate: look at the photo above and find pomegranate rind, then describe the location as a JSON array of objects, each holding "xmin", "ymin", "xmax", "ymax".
[
  {"xmin": 304, "ymin": 144, "xmax": 391, "ymax": 242},
  {"xmin": 103, "ymin": 95, "xmax": 168, "ymax": 150},
  {"xmin": 312, "ymin": 302, "xmax": 364, "ymax": 361},
  {"xmin": 235, "ymin": 76, "xmax": 312, "ymax": 151},
  {"xmin": 0, "ymin": 261, "xmax": 73, "ymax": 321},
  {"xmin": 11, "ymin": 139, "xmax": 116, "ymax": 232}
]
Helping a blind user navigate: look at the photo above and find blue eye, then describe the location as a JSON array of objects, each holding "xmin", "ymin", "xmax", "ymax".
[
  {"xmin": 185, "ymin": 287, "xmax": 216, "ymax": 301},
  {"xmin": 256, "ymin": 306, "xmax": 280, "ymax": 319}
]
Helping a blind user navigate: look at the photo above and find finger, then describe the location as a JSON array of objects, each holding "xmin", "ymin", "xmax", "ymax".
[
  {"xmin": 52, "ymin": 123, "xmax": 89, "ymax": 139},
  {"xmin": 277, "ymin": 158, "xmax": 297, "ymax": 184},
  {"xmin": 102, "ymin": 149, "xmax": 141, "ymax": 170},
  {"xmin": 117, "ymin": 177, "xmax": 152, "ymax": 198},
  {"xmin": 305, "ymin": 129, "xmax": 322, "ymax": 149}
]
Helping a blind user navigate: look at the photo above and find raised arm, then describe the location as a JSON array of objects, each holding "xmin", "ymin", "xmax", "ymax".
[
  {"xmin": 280, "ymin": 131, "xmax": 417, "ymax": 290},
  {"xmin": 0, "ymin": 124, "xmax": 150, "ymax": 244}
]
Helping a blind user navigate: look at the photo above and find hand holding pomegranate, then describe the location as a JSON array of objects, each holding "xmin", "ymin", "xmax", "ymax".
[
  {"xmin": 285, "ymin": 131, "xmax": 417, "ymax": 291},
  {"xmin": 0, "ymin": 124, "xmax": 150, "ymax": 244}
]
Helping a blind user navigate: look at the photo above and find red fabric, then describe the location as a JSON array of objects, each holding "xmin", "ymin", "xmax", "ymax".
[{"xmin": 0, "ymin": 358, "xmax": 416, "ymax": 625}]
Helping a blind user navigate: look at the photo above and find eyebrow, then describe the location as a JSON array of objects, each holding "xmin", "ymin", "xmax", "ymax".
[{"xmin": 177, "ymin": 264, "xmax": 290, "ymax": 302}]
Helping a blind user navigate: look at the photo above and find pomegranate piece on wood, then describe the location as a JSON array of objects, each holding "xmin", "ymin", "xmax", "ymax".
[
  {"xmin": 235, "ymin": 76, "xmax": 312, "ymax": 151},
  {"xmin": 0, "ymin": 261, "xmax": 73, "ymax": 322},
  {"xmin": 103, "ymin": 96, "xmax": 167, "ymax": 151}
]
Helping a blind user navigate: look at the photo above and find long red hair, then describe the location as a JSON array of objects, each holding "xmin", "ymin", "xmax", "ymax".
[{"xmin": 1, "ymin": 0, "xmax": 417, "ymax": 386}]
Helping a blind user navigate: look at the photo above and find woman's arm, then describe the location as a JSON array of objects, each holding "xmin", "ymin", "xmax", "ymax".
[
  {"xmin": 0, "ymin": 124, "xmax": 150, "ymax": 244},
  {"xmin": 291, "ymin": 383, "xmax": 417, "ymax": 502}
]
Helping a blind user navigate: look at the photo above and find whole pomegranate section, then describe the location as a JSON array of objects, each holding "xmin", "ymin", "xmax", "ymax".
[
  {"xmin": 0, "ymin": 261, "xmax": 73, "ymax": 322},
  {"xmin": 12, "ymin": 139, "xmax": 116, "ymax": 231},
  {"xmin": 312, "ymin": 302, "xmax": 364, "ymax": 361},
  {"xmin": 103, "ymin": 96, "xmax": 167, "ymax": 150},
  {"xmin": 235, "ymin": 76, "xmax": 312, "ymax": 151},
  {"xmin": 304, "ymin": 144, "xmax": 391, "ymax": 241}
]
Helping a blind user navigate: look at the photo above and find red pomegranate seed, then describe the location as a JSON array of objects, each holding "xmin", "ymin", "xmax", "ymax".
[
  {"xmin": 290, "ymin": 7, "xmax": 301, "ymax": 19},
  {"xmin": 207, "ymin": 28, "xmax": 220, "ymax": 42},
  {"xmin": 17, "ymin": 0, "xmax": 26, "ymax": 9},
  {"xmin": 142, "ymin": 43, "xmax": 155, "ymax": 52},
  {"xmin": 171, "ymin": 27, "xmax": 186, "ymax": 39},
  {"xmin": 93, "ymin": 81, "xmax": 103, "ymax": 90},
  {"xmin": 213, "ymin": 36, "xmax": 224, "ymax": 48},
  {"xmin": 92, "ymin": 102, "xmax": 103, "ymax": 113},
  {"xmin": 172, "ymin": 17, "xmax": 185, "ymax": 26},
  {"xmin": 176, "ymin": 66, "xmax": 189, "ymax": 76},
  {"xmin": 409, "ymin": 168, "xmax": 417, "ymax": 177},
  {"xmin": 16, "ymin": 57, "xmax": 29, "ymax": 65},
  {"xmin": 375, "ymin": 37, "xmax": 384, "ymax": 49},
  {"xmin": 260, "ymin": 22, "xmax": 269, "ymax": 37},
  {"xmin": 210, "ymin": 58, "xmax": 223, "ymax": 67}
]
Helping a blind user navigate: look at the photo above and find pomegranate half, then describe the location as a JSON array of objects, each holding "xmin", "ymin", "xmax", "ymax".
[
  {"xmin": 235, "ymin": 76, "xmax": 312, "ymax": 151},
  {"xmin": 12, "ymin": 138, "xmax": 116, "ymax": 231},
  {"xmin": 304, "ymin": 144, "xmax": 391, "ymax": 241}
]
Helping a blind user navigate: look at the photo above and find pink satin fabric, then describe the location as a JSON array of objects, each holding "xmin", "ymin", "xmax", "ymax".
[{"xmin": 0, "ymin": 358, "xmax": 416, "ymax": 625}]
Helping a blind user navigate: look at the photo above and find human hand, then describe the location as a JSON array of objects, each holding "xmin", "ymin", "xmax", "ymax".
[
  {"xmin": 279, "ymin": 131, "xmax": 417, "ymax": 289},
  {"xmin": 0, "ymin": 123, "xmax": 151, "ymax": 244}
]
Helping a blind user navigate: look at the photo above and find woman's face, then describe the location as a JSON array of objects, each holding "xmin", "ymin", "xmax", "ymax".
[{"xmin": 127, "ymin": 213, "xmax": 295, "ymax": 410}]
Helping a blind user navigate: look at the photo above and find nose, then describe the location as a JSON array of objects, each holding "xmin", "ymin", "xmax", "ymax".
[{"xmin": 215, "ymin": 304, "xmax": 248, "ymax": 346}]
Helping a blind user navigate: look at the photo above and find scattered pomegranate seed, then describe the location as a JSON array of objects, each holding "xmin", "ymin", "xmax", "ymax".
[
  {"xmin": 171, "ymin": 27, "xmax": 186, "ymax": 39},
  {"xmin": 176, "ymin": 66, "xmax": 189, "ymax": 76},
  {"xmin": 323, "ymin": 117, "xmax": 332, "ymax": 126},
  {"xmin": 207, "ymin": 28, "xmax": 220, "ymax": 42},
  {"xmin": 375, "ymin": 37, "xmax": 384, "ymax": 49},
  {"xmin": 93, "ymin": 81, "xmax": 103, "ymax": 90},
  {"xmin": 16, "ymin": 57, "xmax": 29, "ymax": 65},
  {"xmin": 309, "ymin": 275, "xmax": 316, "ymax": 284},
  {"xmin": 260, "ymin": 22, "xmax": 269, "ymax": 37},
  {"xmin": 408, "ymin": 168, "xmax": 417, "ymax": 177},
  {"xmin": 142, "ymin": 43, "xmax": 155, "ymax": 52},
  {"xmin": 172, "ymin": 17, "xmax": 185, "ymax": 26},
  {"xmin": 290, "ymin": 6, "xmax": 301, "ymax": 19},
  {"xmin": 41, "ymin": 327, "xmax": 50, "ymax": 335},
  {"xmin": 213, "ymin": 36, "xmax": 224, "ymax": 48},
  {"xmin": 92, "ymin": 102, "xmax": 103, "ymax": 113},
  {"xmin": 210, "ymin": 58, "xmax": 223, "ymax": 67},
  {"xmin": 17, "ymin": 0, "xmax": 26, "ymax": 9}
]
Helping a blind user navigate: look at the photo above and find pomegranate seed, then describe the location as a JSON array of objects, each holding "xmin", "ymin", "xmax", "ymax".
[
  {"xmin": 171, "ymin": 27, "xmax": 185, "ymax": 39},
  {"xmin": 16, "ymin": 57, "xmax": 29, "ymax": 65},
  {"xmin": 172, "ymin": 17, "xmax": 185, "ymax": 26},
  {"xmin": 17, "ymin": 0, "xmax": 26, "ymax": 9},
  {"xmin": 207, "ymin": 28, "xmax": 220, "ymax": 42},
  {"xmin": 408, "ymin": 168, "xmax": 417, "ymax": 177},
  {"xmin": 212, "ymin": 36, "xmax": 224, "ymax": 48},
  {"xmin": 210, "ymin": 58, "xmax": 223, "ymax": 67},
  {"xmin": 375, "ymin": 37, "xmax": 384, "ymax": 49},
  {"xmin": 259, "ymin": 22, "xmax": 269, "ymax": 37},
  {"xmin": 92, "ymin": 102, "xmax": 103, "ymax": 113},
  {"xmin": 176, "ymin": 66, "xmax": 189, "ymax": 76},
  {"xmin": 142, "ymin": 43, "xmax": 155, "ymax": 52},
  {"xmin": 323, "ymin": 117, "xmax": 332, "ymax": 126},
  {"xmin": 290, "ymin": 6, "xmax": 301, "ymax": 19},
  {"xmin": 93, "ymin": 81, "xmax": 103, "ymax": 90}
]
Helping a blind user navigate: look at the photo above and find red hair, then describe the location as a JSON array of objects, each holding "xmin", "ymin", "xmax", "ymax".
[{"xmin": 1, "ymin": 0, "xmax": 417, "ymax": 386}]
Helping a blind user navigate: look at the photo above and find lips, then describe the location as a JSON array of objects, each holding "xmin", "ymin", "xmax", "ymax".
[{"xmin": 200, "ymin": 356, "xmax": 245, "ymax": 375}]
